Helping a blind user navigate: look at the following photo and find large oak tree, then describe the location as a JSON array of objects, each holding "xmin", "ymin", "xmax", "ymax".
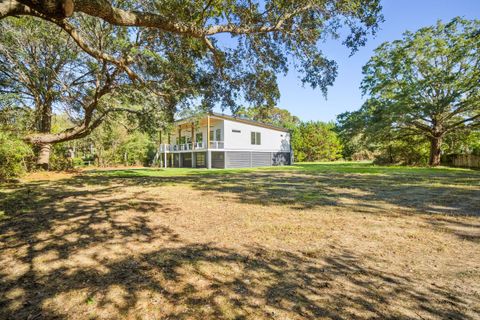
[
  {"xmin": 0, "ymin": 17, "xmax": 172, "ymax": 167},
  {"xmin": 340, "ymin": 18, "xmax": 480, "ymax": 166},
  {"xmin": 1, "ymin": 0, "xmax": 383, "ymax": 167}
]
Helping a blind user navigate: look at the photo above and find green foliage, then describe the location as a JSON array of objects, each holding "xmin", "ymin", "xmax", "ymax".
[
  {"xmin": 339, "ymin": 17, "xmax": 480, "ymax": 165},
  {"xmin": 235, "ymin": 106, "xmax": 300, "ymax": 129},
  {"xmin": 0, "ymin": 132, "xmax": 32, "ymax": 180},
  {"xmin": 292, "ymin": 122, "xmax": 343, "ymax": 162},
  {"xmin": 443, "ymin": 130, "xmax": 480, "ymax": 156},
  {"xmin": 373, "ymin": 138, "xmax": 430, "ymax": 166},
  {"xmin": 65, "ymin": 114, "xmax": 156, "ymax": 167},
  {"xmin": 118, "ymin": 131, "xmax": 155, "ymax": 166},
  {"xmin": 1, "ymin": 2, "xmax": 386, "ymax": 170}
]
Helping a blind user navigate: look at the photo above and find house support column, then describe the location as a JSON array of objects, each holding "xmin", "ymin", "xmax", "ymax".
[
  {"xmin": 191, "ymin": 152, "xmax": 195, "ymax": 168},
  {"xmin": 207, "ymin": 115, "xmax": 210, "ymax": 146},
  {"xmin": 207, "ymin": 115, "xmax": 211, "ymax": 169},
  {"xmin": 179, "ymin": 153, "xmax": 183, "ymax": 168},
  {"xmin": 207, "ymin": 150, "xmax": 212, "ymax": 169},
  {"xmin": 191, "ymin": 122, "xmax": 195, "ymax": 150},
  {"xmin": 164, "ymin": 146, "xmax": 167, "ymax": 168}
]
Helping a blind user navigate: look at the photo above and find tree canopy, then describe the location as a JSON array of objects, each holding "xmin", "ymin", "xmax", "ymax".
[
  {"xmin": 338, "ymin": 17, "xmax": 480, "ymax": 166},
  {"xmin": 0, "ymin": 0, "xmax": 383, "ymax": 167},
  {"xmin": 234, "ymin": 106, "xmax": 300, "ymax": 129},
  {"xmin": 292, "ymin": 121, "xmax": 342, "ymax": 162},
  {"xmin": 1, "ymin": 0, "xmax": 384, "ymax": 103}
]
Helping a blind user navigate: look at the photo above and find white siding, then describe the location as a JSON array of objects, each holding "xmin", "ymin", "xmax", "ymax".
[{"xmin": 222, "ymin": 119, "xmax": 290, "ymax": 152}]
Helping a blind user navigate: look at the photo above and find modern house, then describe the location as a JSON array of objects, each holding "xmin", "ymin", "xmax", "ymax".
[{"xmin": 157, "ymin": 113, "xmax": 292, "ymax": 169}]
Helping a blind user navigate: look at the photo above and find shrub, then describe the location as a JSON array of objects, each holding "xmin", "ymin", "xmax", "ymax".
[
  {"xmin": 373, "ymin": 140, "xmax": 429, "ymax": 166},
  {"xmin": 0, "ymin": 132, "xmax": 32, "ymax": 180}
]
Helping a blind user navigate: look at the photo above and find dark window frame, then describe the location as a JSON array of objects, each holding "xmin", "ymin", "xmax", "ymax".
[{"xmin": 251, "ymin": 131, "xmax": 261, "ymax": 145}]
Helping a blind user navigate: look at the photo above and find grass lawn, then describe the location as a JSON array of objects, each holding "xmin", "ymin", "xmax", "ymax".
[{"xmin": 0, "ymin": 162, "xmax": 479, "ymax": 319}]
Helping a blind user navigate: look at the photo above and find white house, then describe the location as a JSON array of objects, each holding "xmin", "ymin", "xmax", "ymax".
[{"xmin": 158, "ymin": 113, "xmax": 292, "ymax": 169}]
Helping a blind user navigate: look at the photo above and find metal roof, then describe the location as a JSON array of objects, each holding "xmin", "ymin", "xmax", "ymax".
[{"xmin": 175, "ymin": 112, "xmax": 289, "ymax": 132}]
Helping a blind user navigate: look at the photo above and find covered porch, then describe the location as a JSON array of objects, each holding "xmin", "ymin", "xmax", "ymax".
[
  {"xmin": 155, "ymin": 115, "xmax": 224, "ymax": 169},
  {"xmin": 157, "ymin": 150, "xmax": 224, "ymax": 169}
]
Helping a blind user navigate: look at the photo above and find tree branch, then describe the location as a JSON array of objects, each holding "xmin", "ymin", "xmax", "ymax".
[
  {"xmin": 5, "ymin": 0, "xmax": 317, "ymax": 38},
  {"xmin": 445, "ymin": 113, "xmax": 480, "ymax": 132},
  {"xmin": 47, "ymin": 18, "xmax": 141, "ymax": 83}
]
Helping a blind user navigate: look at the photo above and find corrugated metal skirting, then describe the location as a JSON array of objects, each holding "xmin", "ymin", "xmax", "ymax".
[
  {"xmin": 225, "ymin": 151, "xmax": 251, "ymax": 168},
  {"xmin": 225, "ymin": 151, "xmax": 290, "ymax": 168},
  {"xmin": 251, "ymin": 152, "xmax": 271, "ymax": 167}
]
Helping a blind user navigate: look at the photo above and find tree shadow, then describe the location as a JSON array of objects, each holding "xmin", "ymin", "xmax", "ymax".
[
  {"xmin": 78, "ymin": 164, "xmax": 480, "ymax": 216},
  {"xmin": 72, "ymin": 165, "xmax": 480, "ymax": 243},
  {"xmin": 0, "ymin": 165, "xmax": 479, "ymax": 319}
]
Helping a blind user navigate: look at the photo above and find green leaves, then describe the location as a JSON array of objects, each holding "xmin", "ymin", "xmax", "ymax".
[
  {"xmin": 341, "ymin": 17, "xmax": 480, "ymax": 165},
  {"xmin": 292, "ymin": 121, "xmax": 343, "ymax": 162},
  {"xmin": 0, "ymin": 132, "xmax": 32, "ymax": 180}
]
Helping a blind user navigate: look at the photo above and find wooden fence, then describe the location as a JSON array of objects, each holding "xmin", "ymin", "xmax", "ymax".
[{"xmin": 447, "ymin": 154, "xmax": 480, "ymax": 168}]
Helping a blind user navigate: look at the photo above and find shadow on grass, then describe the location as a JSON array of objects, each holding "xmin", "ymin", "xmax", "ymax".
[
  {"xmin": 82, "ymin": 163, "xmax": 480, "ymax": 216},
  {"xmin": 0, "ymin": 163, "xmax": 479, "ymax": 318},
  {"xmin": 0, "ymin": 179, "xmax": 476, "ymax": 319}
]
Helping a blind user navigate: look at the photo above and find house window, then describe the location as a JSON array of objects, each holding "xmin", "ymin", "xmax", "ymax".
[
  {"xmin": 251, "ymin": 131, "xmax": 261, "ymax": 145},
  {"xmin": 196, "ymin": 132, "xmax": 203, "ymax": 143},
  {"xmin": 232, "ymin": 129, "xmax": 241, "ymax": 133},
  {"xmin": 210, "ymin": 129, "xmax": 222, "ymax": 141}
]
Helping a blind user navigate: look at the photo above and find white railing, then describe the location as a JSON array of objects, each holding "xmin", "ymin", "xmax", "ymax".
[
  {"xmin": 194, "ymin": 142, "xmax": 205, "ymax": 149},
  {"xmin": 159, "ymin": 144, "xmax": 169, "ymax": 152},
  {"xmin": 179, "ymin": 143, "xmax": 192, "ymax": 151},
  {"xmin": 209, "ymin": 141, "xmax": 224, "ymax": 149},
  {"xmin": 159, "ymin": 142, "xmax": 208, "ymax": 152}
]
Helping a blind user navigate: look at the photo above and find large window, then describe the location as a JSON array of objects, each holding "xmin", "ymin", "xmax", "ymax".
[
  {"xmin": 196, "ymin": 132, "xmax": 203, "ymax": 143},
  {"xmin": 251, "ymin": 131, "xmax": 261, "ymax": 145},
  {"xmin": 210, "ymin": 129, "xmax": 222, "ymax": 141}
]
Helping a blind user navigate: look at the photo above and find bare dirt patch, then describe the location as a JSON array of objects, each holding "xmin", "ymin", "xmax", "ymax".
[{"xmin": 1, "ymin": 164, "xmax": 479, "ymax": 319}]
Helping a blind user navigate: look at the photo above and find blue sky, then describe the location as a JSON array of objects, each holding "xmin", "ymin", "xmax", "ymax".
[{"xmin": 272, "ymin": 0, "xmax": 480, "ymax": 122}]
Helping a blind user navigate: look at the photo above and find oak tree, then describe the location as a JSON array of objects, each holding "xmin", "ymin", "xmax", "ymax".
[
  {"xmin": 342, "ymin": 18, "xmax": 480, "ymax": 166},
  {"xmin": 1, "ymin": 0, "xmax": 383, "ymax": 167}
]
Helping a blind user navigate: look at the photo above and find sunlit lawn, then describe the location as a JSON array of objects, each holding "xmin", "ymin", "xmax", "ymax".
[{"xmin": 1, "ymin": 162, "xmax": 479, "ymax": 319}]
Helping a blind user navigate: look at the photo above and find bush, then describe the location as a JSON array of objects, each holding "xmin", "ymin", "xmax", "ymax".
[
  {"xmin": 49, "ymin": 153, "xmax": 73, "ymax": 171},
  {"xmin": 373, "ymin": 140, "xmax": 429, "ymax": 165},
  {"xmin": 0, "ymin": 132, "xmax": 32, "ymax": 180},
  {"xmin": 72, "ymin": 157, "xmax": 84, "ymax": 167},
  {"xmin": 351, "ymin": 150, "xmax": 376, "ymax": 161},
  {"xmin": 292, "ymin": 121, "xmax": 343, "ymax": 162}
]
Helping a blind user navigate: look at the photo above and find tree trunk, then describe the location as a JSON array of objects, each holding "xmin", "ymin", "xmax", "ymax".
[
  {"xmin": 34, "ymin": 103, "xmax": 53, "ymax": 169},
  {"xmin": 429, "ymin": 136, "xmax": 443, "ymax": 166},
  {"xmin": 37, "ymin": 143, "xmax": 52, "ymax": 170}
]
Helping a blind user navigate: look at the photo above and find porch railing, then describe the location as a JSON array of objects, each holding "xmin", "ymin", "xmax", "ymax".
[
  {"xmin": 159, "ymin": 142, "xmax": 210, "ymax": 152},
  {"xmin": 209, "ymin": 141, "xmax": 224, "ymax": 149},
  {"xmin": 194, "ymin": 142, "xmax": 205, "ymax": 149}
]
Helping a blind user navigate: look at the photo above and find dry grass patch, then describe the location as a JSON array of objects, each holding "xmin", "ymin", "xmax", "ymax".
[{"xmin": 0, "ymin": 163, "xmax": 479, "ymax": 319}]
